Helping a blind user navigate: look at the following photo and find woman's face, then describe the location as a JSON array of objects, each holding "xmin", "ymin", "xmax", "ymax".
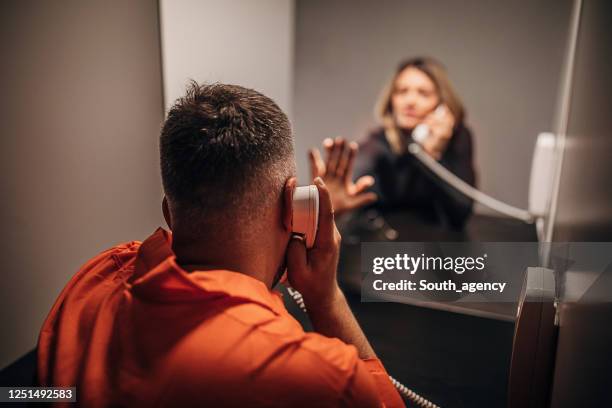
[{"xmin": 391, "ymin": 67, "xmax": 440, "ymax": 130}]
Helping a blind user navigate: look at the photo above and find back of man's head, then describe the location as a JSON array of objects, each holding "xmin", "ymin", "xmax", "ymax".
[{"xmin": 160, "ymin": 82, "xmax": 295, "ymax": 239}]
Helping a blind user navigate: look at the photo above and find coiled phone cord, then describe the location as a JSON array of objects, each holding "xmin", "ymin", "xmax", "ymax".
[{"xmin": 286, "ymin": 287, "xmax": 441, "ymax": 408}]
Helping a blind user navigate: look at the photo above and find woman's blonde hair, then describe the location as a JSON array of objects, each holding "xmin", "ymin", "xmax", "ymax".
[{"xmin": 376, "ymin": 57, "xmax": 465, "ymax": 154}]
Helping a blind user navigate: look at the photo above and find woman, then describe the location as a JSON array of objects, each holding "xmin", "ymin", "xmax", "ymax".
[{"xmin": 311, "ymin": 57, "xmax": 476, "ymax": 230}]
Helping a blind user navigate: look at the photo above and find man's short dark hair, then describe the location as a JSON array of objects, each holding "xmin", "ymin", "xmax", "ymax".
[{"xmin": 160, "ymin": 82, "xmax": 294, "ymax": 226}]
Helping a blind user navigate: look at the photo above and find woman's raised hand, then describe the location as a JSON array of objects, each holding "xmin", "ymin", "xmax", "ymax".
[{"xmin": 309, "ymin": 137, "xmax": 377, "ymax": 216}]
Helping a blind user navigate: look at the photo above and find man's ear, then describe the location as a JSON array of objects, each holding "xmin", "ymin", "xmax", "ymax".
[
  {"xmin": 162, "ymin": 196, "xmax": 172, "ymax": 229},
  {"xmin": 282, "ymin": 177, "xmax": 296, "ymax": 233}
]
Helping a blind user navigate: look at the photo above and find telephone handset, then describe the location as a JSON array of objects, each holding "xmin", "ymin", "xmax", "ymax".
[
  {"xmin": 292, "ymin": 185, "xmax": 319, "ymax": 248},
  {"xmin": 411, "ymin": 104, "xmax": 446, "ymax": 144}
]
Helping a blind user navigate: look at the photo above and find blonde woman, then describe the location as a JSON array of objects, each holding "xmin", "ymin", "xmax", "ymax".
[{"xmin": 310, "ymin": 57, "xmax": 476, "ymax": 230}]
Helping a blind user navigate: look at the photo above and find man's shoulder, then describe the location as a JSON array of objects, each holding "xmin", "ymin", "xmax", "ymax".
[
  {"xmin": 215, "ymin": 305, "xmax": 360, "ymax": 374},
  {"xmin": 167, "ymin": 312, "xmax": 363, "ymax": 403},
  {"xmin": 99, "ymin": 239, "xmax": 142, "ymax": 258},
  {"xmin": 78, "ymin": 240, "xmax": 141, "ymax": 271},
  {"xmin": 59, "ymin": 240, "xmax": 142, "ymax": 297},
  {"xmin": 175, "ymin": 298, "xmax": 361, "ymax": 376}
]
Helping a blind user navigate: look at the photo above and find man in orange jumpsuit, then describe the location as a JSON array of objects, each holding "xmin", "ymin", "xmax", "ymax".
[{"xmin": 37, "ymin": 83, "xmax": 404, "ymax": 407}]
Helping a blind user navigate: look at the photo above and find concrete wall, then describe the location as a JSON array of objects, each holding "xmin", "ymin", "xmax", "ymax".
[
  {"xmin": 159, "ymin": 0, "xmax": 294, "ymax": 116},
  {"xmin": 0, "ymin": 0, "xmax": 164, "ymax": 367}
]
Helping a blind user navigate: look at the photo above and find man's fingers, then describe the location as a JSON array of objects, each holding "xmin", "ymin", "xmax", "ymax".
[
  {"xmin": 286, "ymin": 235, "xmax": 308, "ymax": 277},
  {"xmin": 313, "ymin": 177, "xmax": 335, "ymax": 248},
  {"xmin": 308, "ymin": 148, "xmax": 325, "ymax": 180},
  {"xmin": 354, "ymin": 175, "xmax": 375, "ymax": 194}
]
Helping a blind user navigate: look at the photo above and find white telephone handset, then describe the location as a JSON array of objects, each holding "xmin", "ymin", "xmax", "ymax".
[
  {"xmin": 292, "ymin": 185, "xmax": 319, "ymax": 248},
  {"xmin": 412, "ymin": 105, "xmax": 447, "ymax": 144}
]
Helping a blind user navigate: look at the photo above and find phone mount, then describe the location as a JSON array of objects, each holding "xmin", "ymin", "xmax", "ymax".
[{"xmin": 292, "ymin": 185, "xmax": 319, "ymax": 248}]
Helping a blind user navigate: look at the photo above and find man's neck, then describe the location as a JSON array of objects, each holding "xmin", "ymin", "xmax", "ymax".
[{"xmin": 171, "ymin": 236, "xmax": 277, "ymax": 288}]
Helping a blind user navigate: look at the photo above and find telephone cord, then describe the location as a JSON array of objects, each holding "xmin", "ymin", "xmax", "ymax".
[{"xmin": 286, "ymin": 287, "xmax": 441, "ymax": 408}]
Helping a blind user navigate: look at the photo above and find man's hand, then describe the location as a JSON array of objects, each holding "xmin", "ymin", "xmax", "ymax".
[
  {"xmin": 309, "ymin": 137, "xmax": 377, "ymax": 216},
  {"xmin": 286, "ymin": 177, "xmax": 377, "ymax": 360},
  {"xmin": 286, "ymin": 177, "xmax": 342, "ymax": 308},
  {"xmin": 421, "ymin": 105, "xmax": 455, "ymax": 160}
]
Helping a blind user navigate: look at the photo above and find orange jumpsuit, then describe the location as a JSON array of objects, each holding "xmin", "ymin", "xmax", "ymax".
[{"xmin": 38, "ymin": 228, "xmax": 405, "ymax": 407}]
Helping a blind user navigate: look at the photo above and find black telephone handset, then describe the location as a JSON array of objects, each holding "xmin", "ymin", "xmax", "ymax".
[{"xmin": 292, "ymin": 185, "xmax": 319, "ymax": 248}]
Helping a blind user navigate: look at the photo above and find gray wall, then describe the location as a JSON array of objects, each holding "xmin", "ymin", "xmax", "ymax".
[
  {"xmin": 293, "ymin": 0, "xmax": 572, "ymax": 214},
  {"xmin": 159, "ymin": 0, "xmax": 295, "ymax": 116},
  {"xmin": 0, "ymin": 0, "xmax": 164, "ymax": 367}
]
